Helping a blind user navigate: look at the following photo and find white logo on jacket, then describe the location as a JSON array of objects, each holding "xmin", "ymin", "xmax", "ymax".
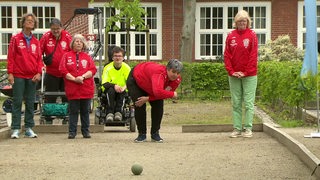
[
  {"xmin": 31, "ymin": 44, "xmax": 37, "ymax": 54},
  {"xmin": 47, "ymin": 40, "xmax": 55, "ymax": 47},
  {"xmin": 243, "ymin": 39, "xmax": 249, "ymax": 48},
  {"xmin": 230, "ymin": 39, "xmax": 237, "ymax": 47},
  {"xmin": 67, "ymin": 57, "xmax": 74, "ymax": 66},
  {"xmin": 81, "ymin": 60, "xmax": 88, "ymax": 68},
  {"xmin": 18, "ymin": 40, "xmax": 26, "ymax": 49},
  {"xmin": 61, "ymin": 41, "xmax": 67, "ymax": 50}
]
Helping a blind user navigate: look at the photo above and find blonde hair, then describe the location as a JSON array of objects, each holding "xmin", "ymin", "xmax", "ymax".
[
  {"xmin": 70, "ymin": 34, "xmax": 88, "ymax": 51},
  {"xmin": 233, "ymin": 10, "xmax": 252, "ymax": 28}
]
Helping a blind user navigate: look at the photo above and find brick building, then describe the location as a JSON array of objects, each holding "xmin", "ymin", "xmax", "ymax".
[{"xmin": 0, "ymin": 0, "xmax": 316, "ymax": 61}]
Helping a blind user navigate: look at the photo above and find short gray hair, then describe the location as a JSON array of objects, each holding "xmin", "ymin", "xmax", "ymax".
[
  {"xmin": 70, "ymin": 34, "xmax": 88, "ymax": 51},
  {"xmin": 167, "ymin": 59, "xmax": 183, "ymax": 73},
  {"xmin": 50, "ymin": 18, "xmax": 62, "ymax": 27}
]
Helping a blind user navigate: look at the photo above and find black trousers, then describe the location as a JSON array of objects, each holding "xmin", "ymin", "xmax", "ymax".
[
  {"xmin": 68, "ymin": 99, "xmax": 91, "ymax": 135},
  {"xmin": 105, "ymin": 87, "xmax": 126, "ymax": 114},
  {"xmin": 44, "ymin": 73, "xmax": 67, "ymax": 103},
  {"xmin": 126, "ymin": 70, "xmax": 163, "ymax": 135}
]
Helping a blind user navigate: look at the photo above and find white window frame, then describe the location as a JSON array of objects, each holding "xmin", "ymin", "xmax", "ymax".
[
  {"xmin": 0, "ymin": 2, "xmax": 60, "ymax": 59},
  {"xmin": 89, "ymin": 2, "xmax": 162, "ymax": 60},
  {"xmin": 195, "ymin": 2, "xmax": 271, "ymax": 60},
  {"xmin": 297, "ymin": 1, "xmax": 320, "ymax": 50}
]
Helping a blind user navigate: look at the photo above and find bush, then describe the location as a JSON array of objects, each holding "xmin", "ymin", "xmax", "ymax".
[{"xmin": 259, "ymin": 35, "xmax": 304, "ymax": 61}]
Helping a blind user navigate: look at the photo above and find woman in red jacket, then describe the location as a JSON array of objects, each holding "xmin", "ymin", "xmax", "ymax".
[
  {"xmin": 59, "ymin": 34, "xmax": 97, "ymax": 139},
  {"xmin": 224, "ymin": 10, "xmax": 258, "ymax": 138},
  {"xmin": 7, "ymin": 13, "xmax": 43, "ymax": 139},
  {"xmin": 126, "ymin": 59, "xmax": 183, "ymax": 143}
]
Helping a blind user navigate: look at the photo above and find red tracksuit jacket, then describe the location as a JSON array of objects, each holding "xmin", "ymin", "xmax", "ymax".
[
  {"xmin": 133, "ymin": 62, "xmax": 182, "ymax": 101},
  {"xmin": 7, "ymin": 32, "xmax": 43, "ymax": 78},
  {"xmin": 59, "ymin": 51, "xmax": 97, "ymax": 100},
  {"xmin": 224, "ymin": 28, "xmax": 258, "ymax": 77},
  {"xmin": 40, "ymin": 30, "xmax": 72, "ymax": 77}
]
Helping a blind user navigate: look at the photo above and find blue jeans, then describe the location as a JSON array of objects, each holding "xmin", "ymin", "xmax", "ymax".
[
  {"xmin": 11, "ymin": 77, "xmax": 36, "ymax": 130},
  {"xmin": 68, "ymin": 99, "xmax": 91, "ymax": 135}
]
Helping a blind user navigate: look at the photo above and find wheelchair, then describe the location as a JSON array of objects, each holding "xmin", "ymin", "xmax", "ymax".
[{"xmin": 94, "ymin": 77, "xmax": 136, "ymax": 132}]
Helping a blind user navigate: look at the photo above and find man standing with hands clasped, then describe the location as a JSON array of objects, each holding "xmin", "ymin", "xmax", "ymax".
[{"xmin": 126, "ymin": 59, "xmax": 183, "ymax": 143}]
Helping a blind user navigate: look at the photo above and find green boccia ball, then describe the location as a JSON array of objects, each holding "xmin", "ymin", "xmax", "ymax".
[{"xmin": 131, "ymin": 164, "xmax": 143, "ymax": 175}]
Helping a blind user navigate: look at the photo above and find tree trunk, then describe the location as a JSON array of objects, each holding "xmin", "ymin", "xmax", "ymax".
[{"xmin": 180, "ymin": 0, "xmax": 196, "ymax": 62}]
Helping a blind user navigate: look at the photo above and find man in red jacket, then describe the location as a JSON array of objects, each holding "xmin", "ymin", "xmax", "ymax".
[
  {"xmin": 126, "ymin": 59, "xmax": 183, "ymax": 143},
  {"xmin": 40, "ymin": 18, "xmax": 72, "ymax": 124},
  {"xmin": 7, "ymin": 13, "xmax": 43, "ymax": 139}
]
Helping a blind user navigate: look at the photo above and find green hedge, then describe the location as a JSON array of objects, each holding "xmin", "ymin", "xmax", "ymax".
[{"xmin": 1, "ymin": 60, "xmax": 315, "ymax": 110}]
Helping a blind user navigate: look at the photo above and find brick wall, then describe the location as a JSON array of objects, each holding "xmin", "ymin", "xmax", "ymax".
[
  {"xmin": 271, "ymin": 0, "xmax": 298, "ymax": 46},
  {"xmin": 1, "ymin": 0, "xmax": 302, "ymax": 60}
]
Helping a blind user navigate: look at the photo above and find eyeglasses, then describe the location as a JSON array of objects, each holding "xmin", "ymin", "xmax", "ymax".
[
  {"xmin": 237, "ymin": 20, "xmax": 247, "ymax": 23},
  {"xmin": 26, "ymin": 19, "xmax": 35, "ymax": 23},
  {"xmin": 113, "ymin": 55, "xmax": 123, "ymax": 58}
]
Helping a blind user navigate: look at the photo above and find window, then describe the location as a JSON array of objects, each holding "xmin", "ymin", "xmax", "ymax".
[
  {"xmin": 0, "ymin": 3, "xmax": 60, "ymax": 59},
  {"xmin": 90, "ymin": 3, "xmax": 162, "ymax": 60},
  {"xmin": 297, "ymin": 2, "xmax": 320, "ymax": 49},
  {"xmin": 195, "ymin": 2, "xmax": 271, "ymax": 60}
]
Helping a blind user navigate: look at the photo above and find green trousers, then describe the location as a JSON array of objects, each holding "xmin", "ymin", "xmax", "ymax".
[
  {"xmin": 11, "ymin": 77, "xmax": 36, "ymax": 130},
  {"xmin": 228, "ymin": 75, "xmax": 257, "ymax": 131}
]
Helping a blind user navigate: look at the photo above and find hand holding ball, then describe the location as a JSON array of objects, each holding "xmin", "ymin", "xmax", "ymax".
[{"xmin": 131, "ymin": 164, "xmax": 143, "ymax": 175}]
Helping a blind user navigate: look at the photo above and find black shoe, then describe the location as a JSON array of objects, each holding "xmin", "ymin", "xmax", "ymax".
[
  {"xmin": 134, "ymin": 134, "xmax": 146, "ymax": 143},
  {"xmin": 151, "ymin": 133, "xmax": 163, "ymax": 143},
  {"xmin": 83, "ymin": 133, "xmax": 91, "ymax": 138},
  {"xmin": 68, "ymin": 134, "xmax": 75, "ymax": 139}
]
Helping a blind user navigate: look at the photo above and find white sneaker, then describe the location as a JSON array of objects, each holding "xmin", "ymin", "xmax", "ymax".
[
  {"xmin": 114, "ymin": 112, "xmax": 122, "ymax": 121},
  {"xmin": 25, "ymin": 128, "xmax": 38, "ymax": 138},
  {"xmin": 106, "ymin": 113, "xmax": 114, "ymax": 121},
  {"xmin": 243, "ymin": 129, "xmax": 253, "ymax": 138},
  {"xmin": 11, "ymin": 129, "xmax": 20, "ymax": 139},
  {"xmin": 229, "ymin": 129, "xmax": 241, "ymax": 138}
]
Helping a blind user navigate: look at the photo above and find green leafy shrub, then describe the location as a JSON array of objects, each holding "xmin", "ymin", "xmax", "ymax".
[
  {"xmin": 259, "ymin": 35, "xmax": 304, "ymax": 61},
  {"xmin": 258, "ymin": 61, "xmax": 315, "ymax": 120}
]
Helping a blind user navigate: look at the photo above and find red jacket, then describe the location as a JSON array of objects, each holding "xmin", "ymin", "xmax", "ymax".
[
  {"xmin": 7, "ymin": 32, "xmax": 43, "ymax": 78},
  {"xmin": 59, "ymin": 51, "xmax": 97, "ymax": 100},
  {"xmin": 133, "ymin": 62, "xmax": 182, "ymax": 101},
  {"xmin": 224, "ymin": 28, "xmax": 258, "ymax": 77},
  {"xmin": 40, "ymin": 30, "xmax": 72, "ymax": 77}
]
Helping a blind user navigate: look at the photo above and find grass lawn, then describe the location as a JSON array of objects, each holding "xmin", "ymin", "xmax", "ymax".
[{"xmin": 161, "ymin": 99, "xmax": 262, "ymax": 125}]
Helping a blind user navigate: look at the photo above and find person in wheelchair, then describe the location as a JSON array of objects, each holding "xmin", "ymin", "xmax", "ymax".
[{"xmin": 101, "ymin": 46, "xmax": 131, "ymax": 121}]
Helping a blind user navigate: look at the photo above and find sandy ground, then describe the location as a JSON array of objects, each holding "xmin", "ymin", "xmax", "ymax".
[
  {"xmin": 0, "ymin": 101, "xmax": 319, "ymax": 179},
  {"xmin": 0, "ymin": 125, "xmax": 317, "ymax": 180}
]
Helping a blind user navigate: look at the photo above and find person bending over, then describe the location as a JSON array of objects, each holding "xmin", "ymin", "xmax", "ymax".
[{"xmin": 126, "ymin": 59, "xmax": 183, "ymax": 143}]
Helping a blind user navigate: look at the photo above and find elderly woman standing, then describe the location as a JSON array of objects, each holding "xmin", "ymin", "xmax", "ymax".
[
  {"xmin": 224, "ymin": 10, "xmax": 258, "ymax": 138},
  {"xmin": 59, "ymin": 34, "xmax": 97, "ymax": 139}
]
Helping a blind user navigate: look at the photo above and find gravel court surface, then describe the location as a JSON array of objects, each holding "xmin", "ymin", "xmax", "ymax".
[{"xmin": 0, "ymin": 125, "xmax": 317, "ymax": 180}]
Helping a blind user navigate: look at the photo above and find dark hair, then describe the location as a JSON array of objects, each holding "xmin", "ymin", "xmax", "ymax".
[
  {"xmin": 50, "ymin": 18, "xmax": 62, "ymax": 27},
  {"xmin": 167, "ymin": 59, "xmax": 183, "ymax": 73},
  {"xmin": 20, "ymin": 13, "xmax": 38, "ymax": 30},
  {"xmin": 112, "ymin": 46, "xmax": 125, "ymax": 57}
]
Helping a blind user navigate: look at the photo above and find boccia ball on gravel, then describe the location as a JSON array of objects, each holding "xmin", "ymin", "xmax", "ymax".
[{"xmin": 131, "ymin": 164, "xmax": 143, "ymax": 175}]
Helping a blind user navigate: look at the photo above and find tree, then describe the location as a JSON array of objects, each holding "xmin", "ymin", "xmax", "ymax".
[
  {"xmin": 180, "ymin": 0, "xmax": 196, "ymax": 62},
  {"xmin": 90, "ymin": 0, "xmax": 147, "ymax": 62}
]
